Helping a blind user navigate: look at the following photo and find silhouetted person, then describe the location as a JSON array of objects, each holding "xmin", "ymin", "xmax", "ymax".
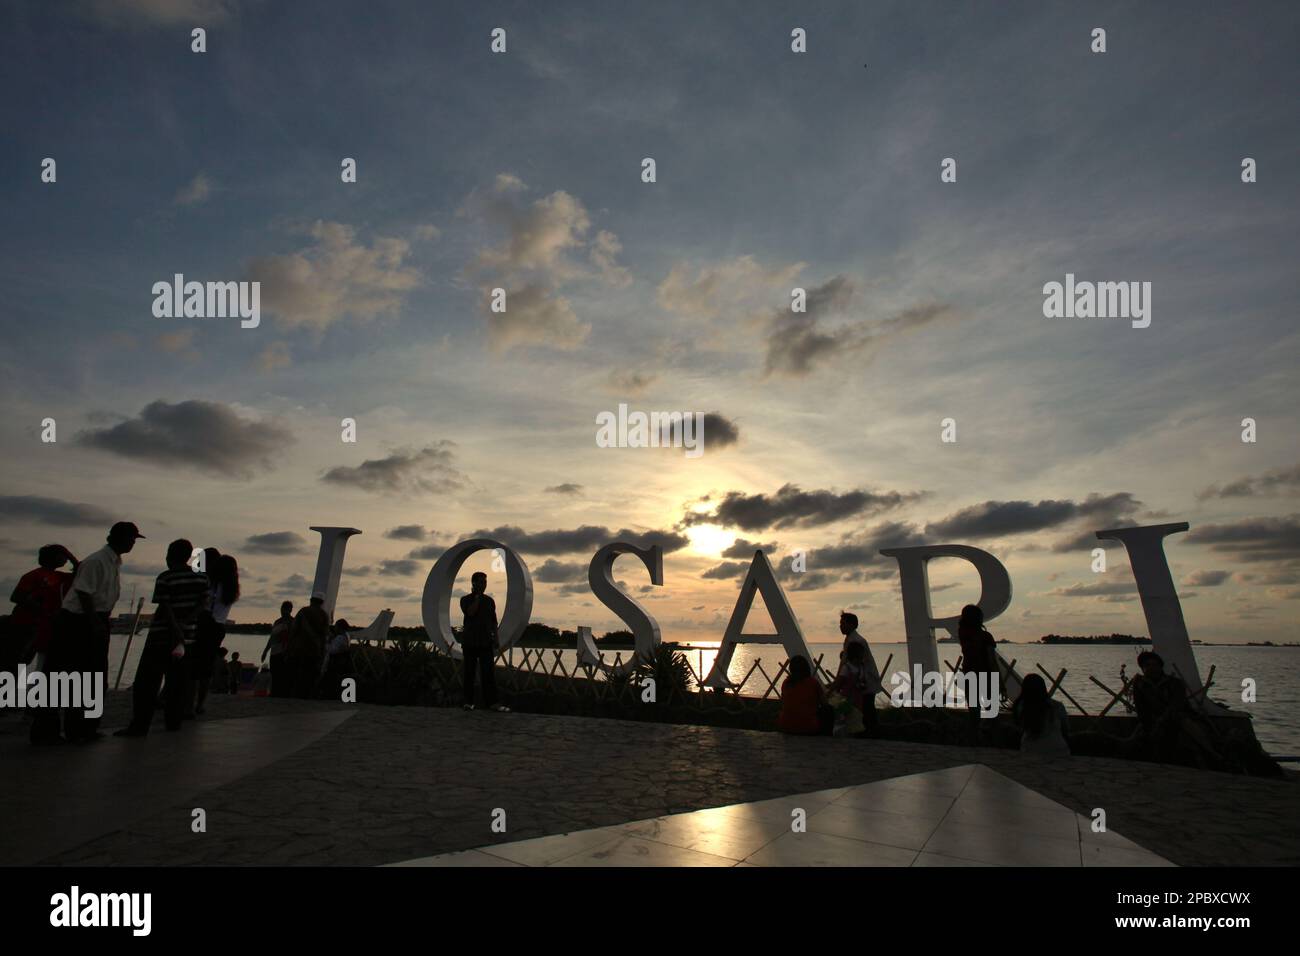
[
  {"xmin": 829, "ymin": 641, "xmax": 872, "ymax": 737},
  {"xmin": 957, "ymin": 604, "xmax": 998, "ymax": 744},
  {"xmin": 778, "ymin": 655, "xmax": 830, "ymax": 735},
  {"xmin": 261, "ymin": 601, "xmax": 292, "ymax": 697},
  {"xmin": 227, "ymin": 651, "xmax": 242, "ymax": 694},
  {"xmin": 7, "ymin": 544, "xmax": 78, "ymax": 673},
  {"xmin": 1126, "ymin": 650, "xmax": 1220, "ymax": 764},
  {"xmin": 837, "ymin": 611, "xmax": 882, "ymax": 734},
  {"xmin": 1013, "ymin": 673, "xmax": 1071, "ymax": 757},
  {"xmin": 460, "ymin": 572, "xmax": 508, "ymax": 712},
  {"xmin": 321, "ymin": 619, "xmax": 352, "ymax": 699},
  {"xmin": 116, "ymin": 538, "xmax": 210, "ymax": 736},
  {"xmin": 287, "ymin": 591, "xmax": 330, "ymax": 698},
  {"xmin": 31, "ymin": 521, "xmax": 143, "ymax": 744},
  {"xmin": 195, "ymin": 551, "xmax": 239, "ymax": 714}
]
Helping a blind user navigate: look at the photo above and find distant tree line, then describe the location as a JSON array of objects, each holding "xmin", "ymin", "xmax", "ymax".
[{"xmin": 1038, "ymin": 633, "xmax": 1148, "ymax": 645}]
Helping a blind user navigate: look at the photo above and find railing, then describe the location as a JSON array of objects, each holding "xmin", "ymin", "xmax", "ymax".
[{"xmin": 350, "ymin": 638, "xmax": 1223, "ymax": 718}]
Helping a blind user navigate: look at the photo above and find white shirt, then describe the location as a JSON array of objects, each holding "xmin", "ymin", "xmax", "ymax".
[{"xmin": 61, "ymin": 545, "xmax": 121, "ymax": 614}]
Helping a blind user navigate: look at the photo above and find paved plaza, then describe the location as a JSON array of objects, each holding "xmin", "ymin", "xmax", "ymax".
[
  {"xmin": 2, "ymin": 691, "xmax": 1296, "ymax": 867},
  {"xmin": 392, "ymin": 764, "xmax": 1173, "ymax": 867}
]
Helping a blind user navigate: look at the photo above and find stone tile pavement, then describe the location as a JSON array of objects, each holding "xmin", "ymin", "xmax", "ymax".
[
  {"xmin": 390, "ymin": 764, "xmax": 1174, "ymax": 867},
  {"xmin": 2, "ymin": 691, "xmax": 1296, "ymax": 866}
]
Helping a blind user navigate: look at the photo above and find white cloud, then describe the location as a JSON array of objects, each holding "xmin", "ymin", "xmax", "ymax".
[{"xmin": 246, "ymin": 221, "xmax": 422, "ymax": 329}]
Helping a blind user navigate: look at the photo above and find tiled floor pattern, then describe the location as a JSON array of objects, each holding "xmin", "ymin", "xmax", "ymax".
[
  {"xmin": 0, "ymin": 709, "xmax": 356, "ymax": 865},
  {"xmin": 389, "ymin": 763, "xmax": 1173, "ymax": 867}
]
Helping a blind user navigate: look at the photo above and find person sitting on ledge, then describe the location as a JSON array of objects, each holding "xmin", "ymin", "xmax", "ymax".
[
  {"xmin": 1012, "ymin": 673, "xmax": 1071, "ymax": 758},
  {"xmin": 1127, "ymin": 649, "xmax": 1228, "ymax": 767},
  {"xmin": 778, "ymin": 655, "xmax": 831, "ymax": 736}
]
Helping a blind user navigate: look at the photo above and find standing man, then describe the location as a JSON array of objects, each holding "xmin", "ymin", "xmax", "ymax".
[
  {"xmin": 31, "ymin": 521, "xmax": 143, "ymax": 744},
  {"xmin": 459, "ymin": 572, "xmax": 508, "ymax": 712},
  {"xmin": 837, "ymin": 611, "xmax": 882, "ymax": 734},
  {"xmin": 261, "ymin": 601, "xmax": 293, "ymax": 697},
  {"xmin": 116, "ymin": 538, "xmax": 210, "ymax": 736},
  {"xmin": 286, "ymin": 591, "xmax": 330, "ymax": 698}
]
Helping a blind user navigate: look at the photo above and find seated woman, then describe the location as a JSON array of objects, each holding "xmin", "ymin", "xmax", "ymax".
[
  {"xmin": 1012, "ymin": 673, "xmax": 1071, "ymax": 757},
  {"xmin": 778, "ymin": 655, "xmax": 830, "ymax": 736},
  {"xmin": 320, "ymin": 618, "xmax": 354, "ymax": 700}
]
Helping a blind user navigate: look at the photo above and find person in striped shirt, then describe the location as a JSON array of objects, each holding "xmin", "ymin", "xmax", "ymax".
[{"xmin": 115, "ymin": 539, "xmax": 211, "ymax": 736}]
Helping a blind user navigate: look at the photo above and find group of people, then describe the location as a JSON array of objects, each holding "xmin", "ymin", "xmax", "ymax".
[
  {"xmin": 258, "ymin": 595, "xmax": 355, "ymax": 700},
  {"xmin": 5, "ymin": 522, "xmax": 357, "ymax": 742},
  {"xmin": 8, "ymin": 533, "xmax": 1223, "ymax": 761},
  {"xmin": 775, "ymin": 604, "xmax": 1223, "ymax": 766},
  {"xmin": 777, "ymin": 611, "xmax": 884, "ymax": 737},
  {"xmin": 3, "ymin": 524, "xmax": 243, "ymax": 742}
]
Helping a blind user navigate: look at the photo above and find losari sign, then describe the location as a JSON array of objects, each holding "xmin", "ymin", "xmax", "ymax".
[{"xmin": 304, "ymin": 521, "xmax": 1218, "ymax": 710}]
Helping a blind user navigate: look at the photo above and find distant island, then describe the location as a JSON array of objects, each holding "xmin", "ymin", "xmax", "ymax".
[{"xmin": 1038, "ymin": 634, "xmax": 1149, "ymax": 645}]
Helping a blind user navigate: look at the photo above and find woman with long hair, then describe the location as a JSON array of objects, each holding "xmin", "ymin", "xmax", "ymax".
[
  {"xmin": 1012, "ymin": 673, "xmax": 1071, "ymax": 757},
  {"xmin": 193, "ymin": 549, "xmax": 239, "ymax": 715}
]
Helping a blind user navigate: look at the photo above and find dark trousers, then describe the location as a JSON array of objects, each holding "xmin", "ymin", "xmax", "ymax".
[
  {"xmin": 128, "ymin": 640, "xmax": 187, "ymax": 732},
  {"xmin": 29, "ymin": 610, "xmax": 109, "ymax": 743},
  {"xmin": 462, "ymin": 643, "xmax": 497, "ymax": 708},
  {"xmin": 269, "ymin": 653, "xmax": 285, "ymax": 697},
  {"xmin": 861, "ymin": 695, "xmax": 879, "ymax": 735},
  {"xmin": 289, "ymin": 656, "xmax": 320, "ymax": 699}
]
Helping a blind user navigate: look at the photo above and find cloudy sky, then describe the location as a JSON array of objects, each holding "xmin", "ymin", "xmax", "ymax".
[{"xmin": 2, "ymin": 0, "xmax": 1297, "ymax": 645}]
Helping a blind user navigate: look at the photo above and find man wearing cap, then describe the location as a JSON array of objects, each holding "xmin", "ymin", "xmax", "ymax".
[
  {"xmin": 286, "ymin": 590, "xmax": 330, "ymax": 698},
  {"xmin": 31, "ymin": 521, "xmax": 143, "ymax": 744}
]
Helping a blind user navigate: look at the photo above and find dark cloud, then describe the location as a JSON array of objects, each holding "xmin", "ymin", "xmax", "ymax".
[
  {"xmin": 1198, "ymin": 463, "xmax": 1300, "ymax": 499},
  {"xmin": 278, "ymin": 573, "xmax": 311, "ymax": 591},
  {"xmin": 406, "ymin": 544, "xmax": 446, "ymax": 560},
  {"xmin": 1050, "ymin": 580, "xmax": 1139, "ymax": 597},
  {"xmin": 0, "ymin": 495, "xmax": 116, "ymax": 528},
  {"xmin": 701, "ymin": 560, "xmax": 748, "ymax": 581},
  {"xmin": 384, "ymin": 525, "xmax": 430, "ymax": 540},
  {"xmin": 764, "ymin": 277, "xmax": 957, "ymax": 378},
  {"xmin": 785, "ymin": 571, "xmax": 835, "ymax": 591},
  {"xmin": 918, "ymin": 493, "xmax": 1141, "ymax": 545},
  {"xmin": 700, "ymin": 412, "xmax": 740, "ymax": 450},
  {"xmin": 691, "ymin": 523, "xmax": 921, "ymax": 585},
  {"xmin": 1184, "ymin": 569, "xmax": 1231, "ymax": 587},
  {"xmin": 321, "ymin": 442, "xmax": 462, "ymax": 495},
  {"xmin": 721, "ymin": 538, "xmax": 778, "ymax": 559},
  {"xmin": 532, "ymin": 559, "xmax": 586, "ymax": 583},
  {"xmin": 812, "ymin": 522, "xmax": 929, "ymax": 569},
  {"xmin": 544, "ymin": 483, "xmax": 584, "ymax": 496},
  {"xmin": 1186, "ymin": 515, "xmax": 1300, "ymax": 563},
  {"xmin": 684, "ymin": 483, "xmax": 920, "ymax": 532},
  {"xmin": 468, "ymin": 524, "xmax": 689, "ymax": 556},
  {"xmin": 76, "ymin": 400, "xmax": 293, "ymax": 478},
  {"xmin": 378, "ymin": 559, "xmax": 421, "ymax": 576},
  {"xmin": 243, "ymin": 531, "xmax": 309, "ymax": 555}
]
